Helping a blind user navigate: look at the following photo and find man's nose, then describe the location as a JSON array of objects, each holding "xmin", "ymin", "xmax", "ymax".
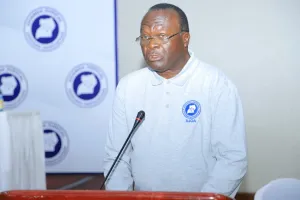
[{"xmin": 148, "ymin": 38, "xmax": 160, "ymax": 48}]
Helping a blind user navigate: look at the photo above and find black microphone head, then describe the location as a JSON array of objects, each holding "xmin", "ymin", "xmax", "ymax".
[
  {"xmin": 137, "ymin": 110, "xmax": 145, "ymax": 120},
  {"xmin": 133, "ymin": 110, "xmax": 145, "ymax": 127}
]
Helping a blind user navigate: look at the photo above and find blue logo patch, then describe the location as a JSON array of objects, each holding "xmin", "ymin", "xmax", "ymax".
[
  {"xmin": 43, "ymin": 121, "xmax": 69, "ymax": 166},
  {"xmin": 182, "ymin": 100, "xmax": 201, "ymax": 122},
  {"xmin": 65, "ymin": 63, "xmax": 108, "ymax": 108},
  {"xmin": 24, "ymin": 6, "xmax": 66, "ymax": 52},
  {"xmin": 0, "ymin": 65, "xmax": 28, "ymax": 109}
]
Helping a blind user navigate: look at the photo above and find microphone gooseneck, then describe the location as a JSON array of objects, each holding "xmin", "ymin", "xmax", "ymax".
[{"xmin": 100, "ymin": 110, "xmax": 145, "ymax": 190}]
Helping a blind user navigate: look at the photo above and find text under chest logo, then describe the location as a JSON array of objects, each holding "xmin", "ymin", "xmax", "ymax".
[{"xmin": 182, "ymin": 100, "xmax": 201, "ymax": 123}]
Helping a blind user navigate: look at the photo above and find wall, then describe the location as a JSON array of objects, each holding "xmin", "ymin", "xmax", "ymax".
[{"xmin": 117, "ymin": 0, "xmax": 300, "ymax": 193}]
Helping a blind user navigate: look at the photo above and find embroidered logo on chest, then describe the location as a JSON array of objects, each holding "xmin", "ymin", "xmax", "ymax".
[{"xmin": 182, "ymin": 100, "xmax": 201, "ymax": 123}]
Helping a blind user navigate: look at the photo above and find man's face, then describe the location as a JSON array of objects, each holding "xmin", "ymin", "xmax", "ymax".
[{"xmin": 139, "ymin": 9, "xmax": 189, "ymax": 73}]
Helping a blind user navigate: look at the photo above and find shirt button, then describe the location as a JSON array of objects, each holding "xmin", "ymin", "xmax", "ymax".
[
  {"xmin": 165, "ymin": 104, "xmax": 169, "ymax": 108},
  {"xmin": 166, "ymin": 91, "xmax": 170, "ymax": 95}
]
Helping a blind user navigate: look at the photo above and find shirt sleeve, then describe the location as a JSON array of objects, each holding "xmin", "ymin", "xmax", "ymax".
[
  {"xmin": 103, "ymin": 77, "xmax": 134, "ymax": 190},
  {"xmin": 201, "ymin": 74, "xmax": 248, "ymax": 198}
]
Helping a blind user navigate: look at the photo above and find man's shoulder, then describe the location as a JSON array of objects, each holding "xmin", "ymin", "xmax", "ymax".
[
  {"xmin": 124, "ymin": 67, "xmax": 150, "ymax": 80},
  {"xmin": 116, "ymin": 67, "xmax": 151, "ymax": 90},
  {"xmin": 194, "ymin": 58, "xmax": 221, "ymax": 76},
  {"xmin": 195, "ymin": 58, "xmax": 238, "ymax": 90}
]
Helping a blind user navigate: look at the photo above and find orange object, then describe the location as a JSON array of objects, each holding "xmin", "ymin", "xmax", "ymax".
[{"xmin": 0, "ymin": 190, "xmax": 232, "ymax": 200}]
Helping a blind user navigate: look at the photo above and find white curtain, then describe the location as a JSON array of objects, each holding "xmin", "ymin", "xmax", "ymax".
[{"xmin": 0, "ymin": 111, "xmax": 46, "ymax": 191}]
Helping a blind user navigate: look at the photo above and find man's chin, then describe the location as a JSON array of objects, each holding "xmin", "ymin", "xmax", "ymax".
[
  {"xmin": 147, "ymin": 62, "xmax": 166, "ymax": 72},
  {"xmin": 148, "ymin": 66, "xmax": 165, "ymax": 73}
]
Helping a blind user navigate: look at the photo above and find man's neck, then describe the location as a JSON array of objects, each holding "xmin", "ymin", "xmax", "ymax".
[{"xmin": 158, "ymin": 53, "xmax": 191, "ymax": 79}]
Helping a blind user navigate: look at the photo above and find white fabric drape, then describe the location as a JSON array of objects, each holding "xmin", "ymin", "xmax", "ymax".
[{"xmin": 0, "ymin": 111, "xmax": 46, "ymax": 192}]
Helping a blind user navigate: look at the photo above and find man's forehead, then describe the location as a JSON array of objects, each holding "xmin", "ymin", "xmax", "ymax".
[{"xmin": 141, "ymin": 9, "xmax": 180, "ymax": 30}]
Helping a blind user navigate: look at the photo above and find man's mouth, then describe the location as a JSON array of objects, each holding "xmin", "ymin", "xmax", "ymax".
[{"xmin": 147, "ymin": 53, "xmax": 163, "ymax": 61}]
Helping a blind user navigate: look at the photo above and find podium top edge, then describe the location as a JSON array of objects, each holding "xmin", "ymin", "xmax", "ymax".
[{"xmin": 0, "ymin": 190, "xmax": 232, "ymax": 200}]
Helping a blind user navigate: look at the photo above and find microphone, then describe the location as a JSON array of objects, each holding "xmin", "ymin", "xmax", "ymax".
[{"xmin": 100, "ymin": 110, "xmax": 145, "ymax": 190}]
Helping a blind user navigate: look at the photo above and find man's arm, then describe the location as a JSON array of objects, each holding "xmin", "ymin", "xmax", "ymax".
[
  {"xmin": 103, "ymin": 78, "xmax": 133, "ymax": 190},
  {"xmin": 201, "ymin": 76, "xmax": 248, "ymax": 198}
]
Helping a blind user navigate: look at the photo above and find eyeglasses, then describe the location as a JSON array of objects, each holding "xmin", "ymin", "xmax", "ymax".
[{"xmin": 135, "ymin": 31, "xmax": 185, "ymax": 45}]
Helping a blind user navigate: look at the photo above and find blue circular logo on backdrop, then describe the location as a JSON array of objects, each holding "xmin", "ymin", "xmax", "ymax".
[
  {"xmin": 24, "ymin": 6, "xmax": 66, "ymax": 52},
  {"xmin": 0, "ymin": 65, "xmax": 28, "ymax": 109},
  {"xmin": 43, "ymin": 121, "xmax": 69, "ymax": 166},
  {"xmin": 65, "ymin": 63, "xmax": 108, "ymax": 108},
  {"xmin": 182, "ymin": 100, "xmax": 201, "ymax": 120}
]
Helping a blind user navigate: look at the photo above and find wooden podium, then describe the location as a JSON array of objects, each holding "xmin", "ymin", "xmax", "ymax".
[{"xmin": 0, "ymin": 190, "xmax": 232, "ymax": 200}]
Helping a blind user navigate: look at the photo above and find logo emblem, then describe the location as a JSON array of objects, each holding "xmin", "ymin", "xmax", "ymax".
[
  {"xmin": 65, "ymin": 63, "xmax": 108, "ymax": 108},
  {"xmin": 182, "ymin": 100, "xmax": 201, "ymax": 122},
  {"xmin": 24, "ymin": 6, "xmax": 66, "ymax": 52},
  {"xmin": 0, "ymin": 65, "xmax": 28, "ymax": 109},
  {"xmin": 43, "ymin": 121, "xmax": 69, "ymax": 166}
]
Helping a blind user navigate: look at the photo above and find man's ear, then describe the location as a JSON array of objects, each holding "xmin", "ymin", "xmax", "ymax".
[{"xmin": 182, "ymin": 32, "xmax": 190, "ymax": 48}]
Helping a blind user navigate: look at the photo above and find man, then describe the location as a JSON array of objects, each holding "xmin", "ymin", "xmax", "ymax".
[{"xmin": 103, "ymin": 3, "xmax": 247, "ymax": 198}]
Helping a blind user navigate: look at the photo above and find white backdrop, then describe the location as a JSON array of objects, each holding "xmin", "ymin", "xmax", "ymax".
[{"xmin": 0, "ymin": 0, "xmax": 118, "ymax": 173}]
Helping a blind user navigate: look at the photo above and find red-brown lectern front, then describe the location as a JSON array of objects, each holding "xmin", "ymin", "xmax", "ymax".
[{"xmin": 0, "ymin": 190, "xmax": 232, "ymax": 200}]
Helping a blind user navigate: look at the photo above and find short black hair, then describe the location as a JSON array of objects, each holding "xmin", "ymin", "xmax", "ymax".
[{"xmin": 148, "ymin": 3, "xmax": 189, "ymax": 32}]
